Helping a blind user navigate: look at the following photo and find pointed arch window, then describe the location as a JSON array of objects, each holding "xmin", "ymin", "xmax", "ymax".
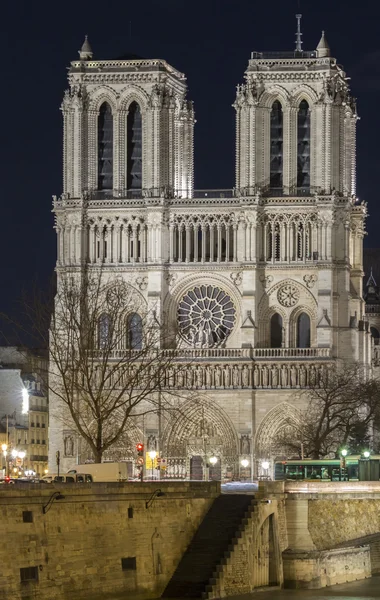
[
  {"xmin": 127, "ymin": 102, "xmax": 142, "ymax": 190},
  {"xmin": 297, "ymin": 312, "xmax": 311, "ymax": 348},
  {"xmin": 297, "ymin": 100, "xmax": 310, "ymax": 189},
  {"xmin": 98, "ymin": 103, "xmax": 113, "ymax": 190},
  {"xmin": 270, "ymin": 101, "xmax": 283, "ymax": 190},
  {"xmin": 98, "ymin": 313, "xmax": 111, "ymax": 349},
  {"xmin": 126, "ymin": 313, "xmax": 143, "ymax": 350},
  {"xmin": 270, "ymin": 313, "xmax": 283, "ymax": 348}
]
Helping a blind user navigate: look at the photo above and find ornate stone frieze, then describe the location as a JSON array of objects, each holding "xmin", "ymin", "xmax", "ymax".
[{"xmin": 160, "ymin": 362, "xmax": 328, "ymax": 390}]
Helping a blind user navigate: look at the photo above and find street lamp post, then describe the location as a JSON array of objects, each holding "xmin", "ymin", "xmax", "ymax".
[
  {"xmin": 209, "ymin": 456, "xmax": 218, "ymax": 481},
  {"xmin": 340, "ymin": 448, "xmax": 348, "ymax": 481},
  {"xmin": 148, "ymin": 451, "xmax": 157, "ymax": 480},
  {"xmin": 1, "ymin": 444, "xmax": 7, "ymax": 477}
]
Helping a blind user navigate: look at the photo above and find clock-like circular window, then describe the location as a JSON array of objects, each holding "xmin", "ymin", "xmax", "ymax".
[{"xmin": 178, "ymin": 285, "xmax": 236, "ymax": 347}]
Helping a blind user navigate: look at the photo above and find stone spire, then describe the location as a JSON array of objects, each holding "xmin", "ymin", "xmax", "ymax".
[
  {"xmin": 316, "ymin": 31, "xmax": 330, "ymax": 58},
  {"xmin": 79, "ymin": 35, "xmax": 93, "ymax": 61}
]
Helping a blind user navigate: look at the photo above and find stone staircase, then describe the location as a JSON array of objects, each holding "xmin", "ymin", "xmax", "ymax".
[{"xmin": 162, "ymin": 494, "xmax": 255, "ymax": 599}]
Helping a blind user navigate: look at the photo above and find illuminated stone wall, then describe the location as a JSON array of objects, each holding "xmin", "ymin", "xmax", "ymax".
[{"xmin": 0, "ymin": 481, "xmax": 218, "ymax": 600}]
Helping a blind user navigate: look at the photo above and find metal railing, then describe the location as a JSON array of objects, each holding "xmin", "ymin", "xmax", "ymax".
[{"xmin": 251, "ymin": 51, "xmax": 317, "ymax": 60}]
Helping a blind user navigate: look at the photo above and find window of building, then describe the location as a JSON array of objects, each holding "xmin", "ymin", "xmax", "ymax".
[
  {"xmin": 371, "ymin": 327, "xmax": 380, "ymax": 345},
  {"xmin": 270, "ymin": 100, "xmax": 283, "ymax": 189},
  {"xmin": 121, "ymin": 557, "xmax": 136, "ymax": 571},
  {"xmin": 297, "ymin": 100, "xmax": 310, "ymax": 188},
  {"xmin": 23, "ymin": 511, "xmax": 33, "ymax": 523},
  {"xmin": 98, "ymin": 102, "xmax": 113, "ymax": 190},
  {"xmin": 42, "ymin": 440, "xmax": 46, "ymax": 445},
  {"xmin": 98, "ymin": 313, "xmax": 111, "ymax": 349},
  {"xmin": 20, "ymin": 566, "xmax": 38, "ymax": 583},
  {"xmin": 126, "ymin": 313, "xmax": 143, "ymax": 350},
  {"xmin": 31, "ymin": 439, "xmax": 35, "ymax": 444},
  {"xmin": 270, "ymin": 313, "xmax": 283, "ymax": 348},
  {"xmin": 127, "ymin": 102, "xmax": 142, "ymax": 190},
  {"xmin": 128, "ymin": 507, "xmax": 134, "ymax": 519},
  {"xmin": 297, "ymin": 313, "xmax": 311, "ymax": 348}
]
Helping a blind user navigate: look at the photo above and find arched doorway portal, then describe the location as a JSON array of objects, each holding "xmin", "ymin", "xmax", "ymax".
[
  {"xmin": 255, "ymin": 403, "xmax": 302, "ymax": 474},
  {"xmin": 162, "ymin": 398, "xmax": 239, "ymax": 481}
]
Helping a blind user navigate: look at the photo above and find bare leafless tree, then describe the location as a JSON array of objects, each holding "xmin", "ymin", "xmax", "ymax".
[
  {"xmin": 277, "ymin": 363, "xmax": 380, "ymax": 459},
  {"xmin": 5, "ymin": 270, "xmax": 193, "ymax": 463}
]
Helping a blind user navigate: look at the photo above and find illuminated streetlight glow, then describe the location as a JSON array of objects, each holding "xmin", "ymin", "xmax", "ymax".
[
  {"xmin": 241, "ymin": 459, "xmax": 249, "ymax": 468},
  {"xmin": 209, "ymin": 456, "xmax": 218, "ymax": 466},
  {"xmin": 262, "ymin": 461, "xmax": 270, "ymax": 471},
  {"xmin": 363, "ymin": 451, "xmax": 370, "ymax": 458},
  {"xmin": 22, "ymin": 388, "xmax": 29, "ymax": 414},
  {"xmin": 1, "ymin": 444, "xmax": 7, "ymax": 453},
  {"xmin": 148, "ymin": 451, "xmax": 157, "ymax": 461},
  {"xmin": 341, "ymin": 449, "xmax": 348, "ymax": 457},
  {"xmin": 18, "ymin": 451, "xmax": 26, "ymax": 460},
  {"xmin": 11, "ymin": 449, "xmax": 18, "ymax": 459}
]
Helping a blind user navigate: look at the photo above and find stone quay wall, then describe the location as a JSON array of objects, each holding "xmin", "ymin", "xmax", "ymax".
[
  {"xmin": 262, "ymin": 481, "xmax": 380, "ymax": 589},
  {"xmin": 0, "ymin": 481, "xmax": 219, "ymax": 600}
]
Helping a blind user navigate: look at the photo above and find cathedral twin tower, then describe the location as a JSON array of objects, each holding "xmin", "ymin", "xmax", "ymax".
[{"xmin": 51, "ymin": 27, "xmax": 369, "ymax": 476}]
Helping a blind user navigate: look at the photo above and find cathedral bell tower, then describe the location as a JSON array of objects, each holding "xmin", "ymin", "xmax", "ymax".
[
  {"xmin": 234, "ymin": 27, "xmax": 357, "ymax": 198},
  {"xmin": 61, "ymin": 37, "xmax": 195, "ymax": 200}
]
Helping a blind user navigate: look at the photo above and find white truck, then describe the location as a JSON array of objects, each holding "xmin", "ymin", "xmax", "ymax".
[{"xmin": 67, "ymin": 462, "xmax": 130, "ymax": 482}]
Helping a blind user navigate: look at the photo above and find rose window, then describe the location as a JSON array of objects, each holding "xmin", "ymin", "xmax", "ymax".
[
  {"xmin": 277, "ymin": 284, "xmax": 300, "ymax": 307},
  {"xmin": 178, "ymin": 285, "xmax": 236, "ymax": 347}
]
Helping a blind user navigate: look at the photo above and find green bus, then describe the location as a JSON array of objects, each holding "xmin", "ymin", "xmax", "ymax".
[{"xmin": 274, "ymin": 457, "xmax": 364, "ymax": 481}]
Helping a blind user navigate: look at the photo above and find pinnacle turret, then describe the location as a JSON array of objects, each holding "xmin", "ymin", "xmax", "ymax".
[
  {"xmin": 79, "ymin": 35, "xmax": 93, "ymax": 61},
  {"xmin": 316, "ymin": 31, "xmax": 330, "ymax": 58}
]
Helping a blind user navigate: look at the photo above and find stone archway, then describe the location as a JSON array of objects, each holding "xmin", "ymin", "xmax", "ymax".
[
  {"xmin": 255, "ymin": 402, "xmax": 302, "ymax": 461},
  {"xmin": 162, "ymin": 397, "xmax": 239, "ymax": 481}
]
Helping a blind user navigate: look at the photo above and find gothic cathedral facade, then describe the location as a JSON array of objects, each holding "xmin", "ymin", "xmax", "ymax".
[{"xmin": 50, "ymin": 31, "xmax": 371, "ymax": 478}]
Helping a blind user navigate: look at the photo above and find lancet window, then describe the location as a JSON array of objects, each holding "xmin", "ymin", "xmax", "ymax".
[
  {"xmin": 297, "ymin": 100, "xmax": 311, "ymax": 189},
  {"xmin": 126, "ymin": 313, "xmax": 143, "ymax": 350},
  {"xmin": 170, "ymin": 217, "xmax": 237, "ymax": 263},
  {"xmin": 127, "ymin": 102, "xmax": 142, "ymax": 190},
  {"xmin": 260, "ymin": 215, "xmax": 317, "ymax": 263},
  {"xmin": 297, "ymin": 313, "xmax": 311, "ymax": 348},
  {"xmin": 270, "ymin": 101, "xmax": 283, "ymax": 190},
  {"xmin": 270, "ymin": 313, "xmax": 283, "ymax": 348},
  {"xmin": 98, "ymin": 103, "xmax": 113, "ymax": 190},
  {"xmin": 98, "ymin": 313, "xmax": 111, "ymax": 349},
  {"xmin": 88, "ymin": 220, "xmax": 147, "ymax": 264}
]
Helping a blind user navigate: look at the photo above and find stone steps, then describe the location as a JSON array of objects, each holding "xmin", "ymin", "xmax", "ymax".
[{"xmin": 162, "ymin": 494, "xmax": 255, "ymax": 598}]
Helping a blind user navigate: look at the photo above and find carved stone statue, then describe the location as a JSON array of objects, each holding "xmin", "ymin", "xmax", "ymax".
[
  {"xmin": 253, "ymin": 366, "xmax": 260, "ymax": 388},
  {"xmin": 242, "ymin": 365, "xmax": 249, "ymax": 387},
  {"xmin": 205, "ymin": 367, "xmax": 212, "ymax": 388},
  {"xmin": 224, "ymin": 366, "xmax": 231, "ymax": 388},
  {"xmin": 195, "ymin": 366, "xmax": 203, "ymax": 388},
  {"xmin": 240, "ymin": 435, "xmax": 251, "ymax": 455},
  {"xmin": 64, "ymin": 435, "xmax": 74, "ymax": 457},
  {"xmin": 281, "ymin": 365, "xmax": 288, "ymax": 387},
  {"xmin": 233, "ymin": 366, "xmax": 240, "ymax": 387},
  {"xmin": 215, "ymin": 366, "xmax": 221, "ymax": 387},
  {"xmin": 262, "ymin": 365, "xmax": 269, "ymax": 388},
  {"xmin": 299, "ymin": 365, "xmax": 306, "ymax": 388},
  {"xmin": 271, "ymin": 365, "xmax": 279, "ymax": 388},
  {"xmin": 147, "ymin": 435, "xmax": 157, "ymax": 452},
  {"xmin": 290, "ymin": 366, "xmax": 297, "ymax": 387}
]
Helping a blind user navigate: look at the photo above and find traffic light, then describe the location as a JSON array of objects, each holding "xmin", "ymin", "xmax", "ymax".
[{"xmin": 136, "ymin": 443, "xmax": 144, "ymax": 457}]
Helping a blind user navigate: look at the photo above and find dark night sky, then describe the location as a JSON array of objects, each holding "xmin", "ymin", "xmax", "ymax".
[{"xmin": 1, "ymin": 0, "xmax": 379, "ymax": 321}]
